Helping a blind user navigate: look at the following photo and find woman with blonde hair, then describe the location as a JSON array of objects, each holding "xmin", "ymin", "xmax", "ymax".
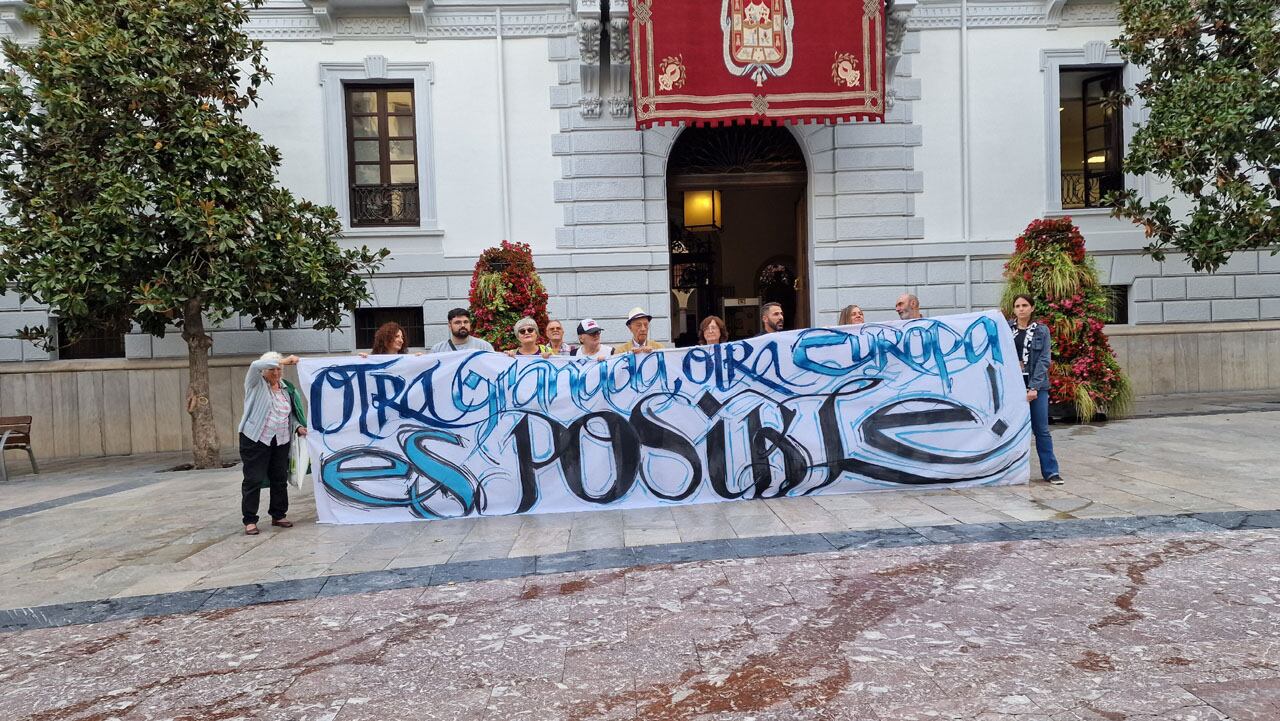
[{"xmin": 838, "ymin": 304, "xmax": 864, "ymax": 325}]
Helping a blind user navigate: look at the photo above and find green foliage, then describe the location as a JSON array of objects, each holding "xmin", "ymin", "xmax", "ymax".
[
  {"xmin": 474, "ymin": 273, "xmax": 510, "ymax": 314},
  {"xmin": 467, "ymin": 241, "xmax": 548, "ymax": 351},
  {"xmin": 1109, "ymin": 0, "xmax": 1280, "ymax": 272},
  {"xmin": 0, "ymin": 0, "xmax": 388, "ymax": 349},
  {"xmin": 1002, "ymin": 218, "xmax": 1132, "ymax": 421}
]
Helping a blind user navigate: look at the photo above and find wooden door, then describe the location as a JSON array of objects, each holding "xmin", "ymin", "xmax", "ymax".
[{"xmin": 793, "ymin": 194, "xmax": 809, "ymax": 328}]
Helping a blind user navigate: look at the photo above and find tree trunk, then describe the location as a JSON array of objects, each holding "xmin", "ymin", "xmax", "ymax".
[{"xmin": 183, "ymin": 297, "xmax": 221, "ymax": 469}]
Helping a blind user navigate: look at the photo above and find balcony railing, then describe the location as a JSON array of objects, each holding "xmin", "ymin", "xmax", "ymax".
[
  {"xmin": 1061, "ymin": 170, "xmax": 1123, "ymax": 210},
  {"xmin": 351, "ymin": 184, "xmax": 420, "ymax": 227}
]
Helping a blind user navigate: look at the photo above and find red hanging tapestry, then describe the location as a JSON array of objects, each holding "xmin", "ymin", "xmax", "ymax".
[{"xmin": 629, "ymin": 0, "xmax": 886, "ymax": 128}]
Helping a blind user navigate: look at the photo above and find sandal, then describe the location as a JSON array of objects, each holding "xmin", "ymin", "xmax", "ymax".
[
  {"xmin": 244, "ymin": 523, "xmax": 260, "ymax": 535},
  {"xmin": 271, "ymin": 518, "xmax": 294, "ymax": 528}
]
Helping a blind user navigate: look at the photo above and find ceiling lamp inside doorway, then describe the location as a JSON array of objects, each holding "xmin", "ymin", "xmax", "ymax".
[{"xmin": 683, "ymin": 190, "xmax": 722, "ymax": 232}]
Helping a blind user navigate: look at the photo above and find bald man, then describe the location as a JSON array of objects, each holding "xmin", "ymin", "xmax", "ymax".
[{"xmin": 895, "ymin": 293, "xmax": 923, "ymax": 320}]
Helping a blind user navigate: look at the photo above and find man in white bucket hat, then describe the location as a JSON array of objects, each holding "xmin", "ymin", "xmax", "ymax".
[{"xmin": 615, "ymin": 307, "xmax": 665, "ymax": 355}]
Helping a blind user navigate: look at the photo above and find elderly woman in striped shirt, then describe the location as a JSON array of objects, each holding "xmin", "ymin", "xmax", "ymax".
[{"xmin": 238, "ymin": 351, "xmax": 308, "ymax": 535}]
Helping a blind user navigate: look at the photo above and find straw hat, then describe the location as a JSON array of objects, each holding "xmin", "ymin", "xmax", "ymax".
[{"xmin": 625, "ymin": 308, "xmax": 653, "ymax": 326}]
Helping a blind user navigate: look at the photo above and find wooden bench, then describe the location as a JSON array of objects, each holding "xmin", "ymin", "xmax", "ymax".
[{"xmin": 0, "ymin": 416, "xmax": 39, "ymax": 483}]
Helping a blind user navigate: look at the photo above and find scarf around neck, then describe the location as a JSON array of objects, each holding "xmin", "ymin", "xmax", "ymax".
[{"xmin": 1012, "ymin": 319, "xmax": 1038, "ymax": 375}]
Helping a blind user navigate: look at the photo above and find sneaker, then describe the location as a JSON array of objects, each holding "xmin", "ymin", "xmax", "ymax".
[{"xmin": 1047, "ymin": 475, "xmax": 1065, "ymax": 485}]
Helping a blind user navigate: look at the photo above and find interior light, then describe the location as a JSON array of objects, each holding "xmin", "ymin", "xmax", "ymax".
[{"xmin": 683, "ymin": 190, "xmax": 722, "ymax": 232}]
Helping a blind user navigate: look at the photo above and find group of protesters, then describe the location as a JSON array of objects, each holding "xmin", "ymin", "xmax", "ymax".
[
  {"xmin": 235, "ymin": 289, "xmax": 1061, "ymax": 534},
  {"xmin": 384, "ymin": 294, "xmax": 909, "ymax": 363}
]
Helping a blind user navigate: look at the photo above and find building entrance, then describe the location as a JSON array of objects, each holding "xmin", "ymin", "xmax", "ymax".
[{"xmin": 666, "ymin": 126, "xmax": 808, "ymax": 346}]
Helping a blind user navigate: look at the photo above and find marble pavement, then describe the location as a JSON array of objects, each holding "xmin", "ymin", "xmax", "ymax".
[{"xmin": 0, "ymin": 392, "xmax": 1278, "ymax": 719}]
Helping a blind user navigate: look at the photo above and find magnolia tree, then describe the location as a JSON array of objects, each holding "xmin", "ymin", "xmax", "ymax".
[
  {"xmin": 0, "ymin": 0, "xmax": 387, "ymax": 468},
  {"xmin": 468, "ymin": 241, "xmax": 549, "ymax": 351},
  {"xmin": 1110, "ymin": 0, "xmax": 1280, "ymax": 271},
  {"xmin": 1001, "ymin": 218, "xmax": 1133, "ymax": 421}
]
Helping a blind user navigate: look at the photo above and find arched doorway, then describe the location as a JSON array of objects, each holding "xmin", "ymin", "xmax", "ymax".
[{"xmin": 666, "ymin": 126, "xmax": 808, "ymax": 346}]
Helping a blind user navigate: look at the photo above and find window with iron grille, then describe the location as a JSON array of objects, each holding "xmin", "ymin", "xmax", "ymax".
[
  {"xmin": 57, "ymin": 322, "xmax": 126, "ymax": 360},
  {"xmin": 353, "ymin": 307, "xmax": 425, "ymax": 350},
  {"xmin": 1059, "ymin": 67, "xmax": 1125, "ymax": 209},
  {"xmin": 1105, "ymin": 285, "xmax": 1130, "ymax": 325},
  {"xmin": 346, "ymin": 84, "xmax": 420, "ymax": 227}
]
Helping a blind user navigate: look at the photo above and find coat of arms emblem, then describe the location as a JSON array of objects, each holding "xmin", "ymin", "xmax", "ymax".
[{"xmin": 721, "ymin": 0, "xmax": 794, "ymax": 87}]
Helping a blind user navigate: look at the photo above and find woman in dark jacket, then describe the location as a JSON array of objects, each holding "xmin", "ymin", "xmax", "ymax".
[{"xmin": 1010, "ymin": 294, "xmax": 1063, "ymax": 484}]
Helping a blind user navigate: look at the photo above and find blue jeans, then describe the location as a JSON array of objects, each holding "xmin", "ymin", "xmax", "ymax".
[{"xmin": 1028, "ymin": 389, "xmax": 1060, "ymax": 479}]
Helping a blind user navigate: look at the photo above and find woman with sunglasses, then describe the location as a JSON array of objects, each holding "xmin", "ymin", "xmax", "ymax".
[{"xmin": 506, "ymin": 317, "xmax": 547, "ymax": 357}]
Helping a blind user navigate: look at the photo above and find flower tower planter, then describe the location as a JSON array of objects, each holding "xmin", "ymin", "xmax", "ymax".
[
  {"xmin": 468, "ymin": 240, "xmax": 549, "ymax": 351},
  {"xmin": 1000, "ymin": 217, "xmax": 1133, "ymax": 422}
]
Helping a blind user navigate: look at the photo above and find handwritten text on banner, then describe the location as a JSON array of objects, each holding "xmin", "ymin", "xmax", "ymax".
[{"xmin": 298, "ymin": 311, "xmax": 1031, "ymax": 525}]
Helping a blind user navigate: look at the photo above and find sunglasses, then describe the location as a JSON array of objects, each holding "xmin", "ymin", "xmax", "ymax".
[{"xmin": 517, "ymin": 328, "xmax": 536, "ymax": 335}]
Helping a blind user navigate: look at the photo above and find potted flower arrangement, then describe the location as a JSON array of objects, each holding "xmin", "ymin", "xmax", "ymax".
[
  {"xmin": 468, "ymin": 240, "xmax": 549, "ymax": 351},
  {"xmin": 1001, "ymin": 217, "xmax": 1132, "ymax": 421}
]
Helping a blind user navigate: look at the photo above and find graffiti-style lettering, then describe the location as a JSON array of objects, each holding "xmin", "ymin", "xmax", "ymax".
[{"xmin": 299, "ymin": 312, "xmax": 1032, "ymax": 524}]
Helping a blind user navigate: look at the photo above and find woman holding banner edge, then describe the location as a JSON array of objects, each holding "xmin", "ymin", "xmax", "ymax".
[
  {"xmin": 238, "ymin": 351, "xmax": 308, "ymax": 535},
  {"xmin": 1010, "ymin": 294, "xmax": 1063, "ymax": 485}
]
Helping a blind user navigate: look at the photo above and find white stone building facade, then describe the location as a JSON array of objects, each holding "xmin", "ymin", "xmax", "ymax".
[{"xmin": 1, "ymin": 0, "xmax": 1277, "ymax": 364}]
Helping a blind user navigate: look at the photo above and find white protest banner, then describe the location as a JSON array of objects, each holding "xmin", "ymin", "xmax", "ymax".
[{"xmin": 298, "ymin": 310, "xmax": 1031, "ymax": 524}]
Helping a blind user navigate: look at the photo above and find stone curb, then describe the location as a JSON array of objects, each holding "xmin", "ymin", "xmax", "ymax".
[{"xmin": 2, "ymin": 510, "xmax": 1277, "ymax": 633}]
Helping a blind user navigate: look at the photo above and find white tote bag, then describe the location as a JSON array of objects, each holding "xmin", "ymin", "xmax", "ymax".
[{"xmin": 288, "ymin": 438, "xmax": 310, "ymax": 490}]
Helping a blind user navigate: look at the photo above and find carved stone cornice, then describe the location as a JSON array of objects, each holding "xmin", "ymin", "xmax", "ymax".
[
  {"xmin": 407, "ymin": 0, "xmax": 430, "ymax": 42},
  {"xmin": 245, "ymin": 6, "xmax": 573, "ymax": 40},
  {"xmin": 607, "ymin": 95, "xmax": 631, "ymax": 118},
  {"xmin": 576, "ymin": 16, "xmax": 602, "ymax": 63},
  {"xmin": 1044, "ymin": 0, "xmax": 1067, "ymax": 28},
  {"xmin": 906, "ymin": 0, "xmax": 1117, "ymax": 29},
  {"xmin": 575, "ymin": 0, "xmax": 603, "ymax": 118},
  {"xmin": 336, "ymin": 16, "xmax": 410, "ymax": 36},
  {"xmin": 607, "ymin": 17, "xmax": 629, "ymax": 64},
  {"xmin": 499, "ymin": 11, "xmax": 575, "ymax": 36},
  {"xmin": 885, "ymin": 0, "xmax": 917, "ymax": 108},
  {"xmin": 300, "ymin": 0, "xmax": 334, "ymax": 42},
  {"xmin": 607, "ymin": 13, "xmax": 631, "ymax": 111},
  {"xmin": 1059, "ymin": 2, "xmax": 1120, "ymax": 26}
]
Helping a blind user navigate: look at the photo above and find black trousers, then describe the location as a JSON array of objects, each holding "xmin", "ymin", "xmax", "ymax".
[{"xmin": 240, "ymin": 432, "xmax": 290, "ymax": 525}]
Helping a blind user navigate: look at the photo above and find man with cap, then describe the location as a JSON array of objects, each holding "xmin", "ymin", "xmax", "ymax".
[
  {"xmin": 616, "ymin": 307, "xmax": 665, "ymax": 354},
  {"xmin": 571, "ymin": 318, "xmax": 614, "ymax": 360}
]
